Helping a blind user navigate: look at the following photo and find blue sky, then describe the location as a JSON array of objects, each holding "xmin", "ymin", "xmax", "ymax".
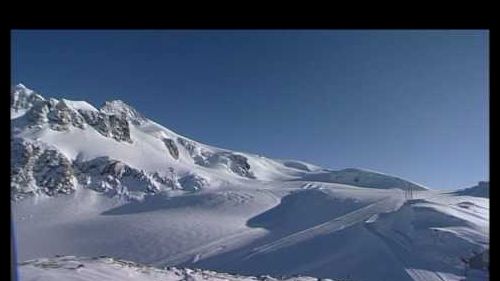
[{"xmin": 11, "ymin": 30, "xmax": 489, "ymax": 189}]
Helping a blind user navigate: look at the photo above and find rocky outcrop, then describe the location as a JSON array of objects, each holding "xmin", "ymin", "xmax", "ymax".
[
  {"xmin": 47, "ymin": 100, "xmax": 86, "ymax": 131},
  {"xmin": 10, "ymin": 85, "xmax": 259, "ymax": 201},
  {"xmin": 11, "ymin": 84, "xmax": 45, "ymax": 112},
  {"xmin": 193, "ymin": 150, "xmax": 214, "ymax": 167},
  {"xmin": 107, "ymin": 115, "xmax": 132, "ymax": 142},
  {"xmin": 100, "ymin": 100, "xmax": 147, "ymax": 125},
  {"xmin": 11, "ymin": 139, "xmax": 43, "ymax": 199},
  {"xmin": 177, "ymin": 137, "xmax": 255, "ymax": 178},
  {"xmin": 177, "ymin": 137, "xmax": 213, "ymax": 166},
  {"xmin": 12, "ymin": 86, "xmax": 133, "ymax": 143},
  {"xmin": 178, "ymin": 174, "xmax": 208, "ymax": 191},
  {"xmin": 162, "ymin": 138, "xmax": 179, "ymax": 160},
  {"xmin": 26, "ymin": 100, "xmax": 50, "ymax": 126},
  {"xmin": 77, "ymin": 109, "xmax": 132, "ymax": 142},
  {"xmin": 79, "ymin": 109, "xmax": 108, "ymax": 133},
  {"xmin": 228, "ymin": 154, "xmax": 254, "ymax": 178},
  {"xmin": 11, "ymin": 140, "xmax": 199, "ymax": 200},
  {"xmin": 11, "ymin": 139, "xmax": 76, "ymax": 199},
  {"xmin": 75, "ymin": 157, "xmax": 160, "ymax": 196},
  {"xmin": 151, "ymin": 169, "xmax": 182, "ymax": 190},
  {"xmin": 33, "ymin": 149, "xmax": 76, "ymax": 196},
  {"xmin": 177, "ymin": 137, "xmax": 197, "ymax": 156}
]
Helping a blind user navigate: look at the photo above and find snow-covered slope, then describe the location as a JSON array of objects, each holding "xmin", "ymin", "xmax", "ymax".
[
  {"xmin": 19, "ymin": 256, "xmax": 325, "ymax": 281},
  {"xmin": 10, "ymin": 84, "xmax": 428, "ymax": 201},
  {"xmin": 300, "ymin": 168, "xmax": 427, "ymax": 191},
  {"xmin": 11, "ymin": 85, "xmax": 488, "ymax": 281},
  {"xmin": 453, "ymin": 181, "xmax": 489, "ymax": 198}
]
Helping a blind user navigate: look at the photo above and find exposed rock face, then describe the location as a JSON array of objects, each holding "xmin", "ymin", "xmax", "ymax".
[
  {"xmin": 79, "ymin": 109, "xmax": 107, "ymax": 133},
  {"xmin": 177, "ymin": 138, "xmax": 255, "ymax": 179},
  {"xmin": 177, "ymin": 137, "xmax": 197, "ymax": 156},
  {"xmin": 11, "ymin": 139, "xmax": 76, "ymax": 199},
  {"xmin": 101, "ymin": 100, "xmax": 147, "ymax": 125},
  {"xmin": 10, "ymin": 85, "xmax": 260, "ymax": 201},
  {"xmin": 151, "ymin": 169, "xmax": 181, "ymax": 190},
  {"xmin": 11, "ymin": 84, "xmax": 44, "ymax": 112},
  {"xmin": 193, "ymin": 150, "xmax": 214, "ymax": 167},
  {"xmin": 11, "ymin": 140, "xmax": 195, "ymax": 201},
  {"xmin": 162, "ymin": 138, "xmax": 179, "ymax": 160},
  {"xmin": 75, "ymin": 157, "xmax": 160, "ymax": 196},
  {"xmin": 178, "ymin": 174, "xmax": 208, "ymax": 191},
  {"xmin": 107, "ymin": 115, "xmax": 132, "ymax": 142},
  {"xmin": 228, "ymin": 154, "xmax": 254, "ymax": 178},
  {"xmin": 26, "ymin": 100, "xmax": 50, "ymax": 126},
  {"xmin": 11, "ymin": 139, "xmax": 43, "ymax": 199},
  {"xmin": 33, "ymin": 149, "xmax": 76, "ymax": 196},
  {"xmin": 78, "ymin": 109, "xmax": 133, "ymax": 142},
  {"xmin": 11, "ymin": 87, "xmax": 134, "ymax": 143},
  {"xmin": 47, "ymin": 101, "xmax": 86, "ymax": 131}
]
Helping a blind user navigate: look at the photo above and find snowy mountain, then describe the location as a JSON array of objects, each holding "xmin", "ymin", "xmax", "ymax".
[
  {"xmin": 10, "ymin": 83, "xmax": 427, "ymax": 200},
  {"xmin": 11, "ymin": 84, "xmax": 489, "ymax": 281}
]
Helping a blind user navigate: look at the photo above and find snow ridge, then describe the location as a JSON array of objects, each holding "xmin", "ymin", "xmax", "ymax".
[{"xmin": 453, "ymin": 181, "xmax": 489, "ymax": 198}]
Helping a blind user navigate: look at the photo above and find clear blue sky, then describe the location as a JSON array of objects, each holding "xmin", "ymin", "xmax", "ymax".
[{"xmin": 11, "ymin": 30, "xmax": 489, "ymax": 189}]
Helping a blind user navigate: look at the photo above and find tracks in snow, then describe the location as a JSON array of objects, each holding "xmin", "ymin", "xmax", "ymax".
[
  {"xmin": 243, "ymin": 192, "xmax": 405, "ymax": 259},
  {"xmin": 154, "ymin": 227, "xmax": 264, "ymax": 267},
  {"xmin": 153, "ymin": 189, "xmax": 281, "ymax": 267}
]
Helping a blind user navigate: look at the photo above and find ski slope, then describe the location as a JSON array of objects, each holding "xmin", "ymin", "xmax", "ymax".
[
  {"xmin": 13, "ymin": 182, "xmax": 488, "ymax": 281},
  {"xmin": 11, "ymin": 84, "xmax": 489, "ymax": 281}
]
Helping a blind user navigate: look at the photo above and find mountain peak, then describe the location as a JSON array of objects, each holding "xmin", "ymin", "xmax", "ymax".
[
  {"xmin": 15, "ymin": 83, "xmax": 29, "ymax": 89},
  {"xmin": 102, "ymin": 99, "xmax": 129, "ymax": 107},
  {"xmin": 100, "ymin": 100, "xmax": 146, "ymax": 124},
  {"xmin": 11, "ymin": 84, "xmax": 45, "ymax": 112},
  {"xmin": 11, "ymin": 84, "xmax": 429, "ymax": 193},
  {"xmin": 12, "ymin": 83, "xmax": 35, "ymax": 94}
]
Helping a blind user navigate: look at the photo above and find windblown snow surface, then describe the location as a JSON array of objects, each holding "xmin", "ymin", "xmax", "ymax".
[
  {"xmin": 18, "ymin": 256, "xmax": 325, "ymax": 281},
  {"xmin": 11, "ymin": 85, "xmax": 489, "ymax": 281}
]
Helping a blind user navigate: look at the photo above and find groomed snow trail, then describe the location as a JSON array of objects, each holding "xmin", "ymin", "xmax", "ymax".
[
  {"xmin": 244, "ymin": 190, "xmax": 406, "ymax": 259},
  {"xmin": 153, "ymin": 228, "xmax": 264, "ymax": 266},
  {"xmin": 151, "ymin": 188, "xmax": 281, "ymax": 267}
]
